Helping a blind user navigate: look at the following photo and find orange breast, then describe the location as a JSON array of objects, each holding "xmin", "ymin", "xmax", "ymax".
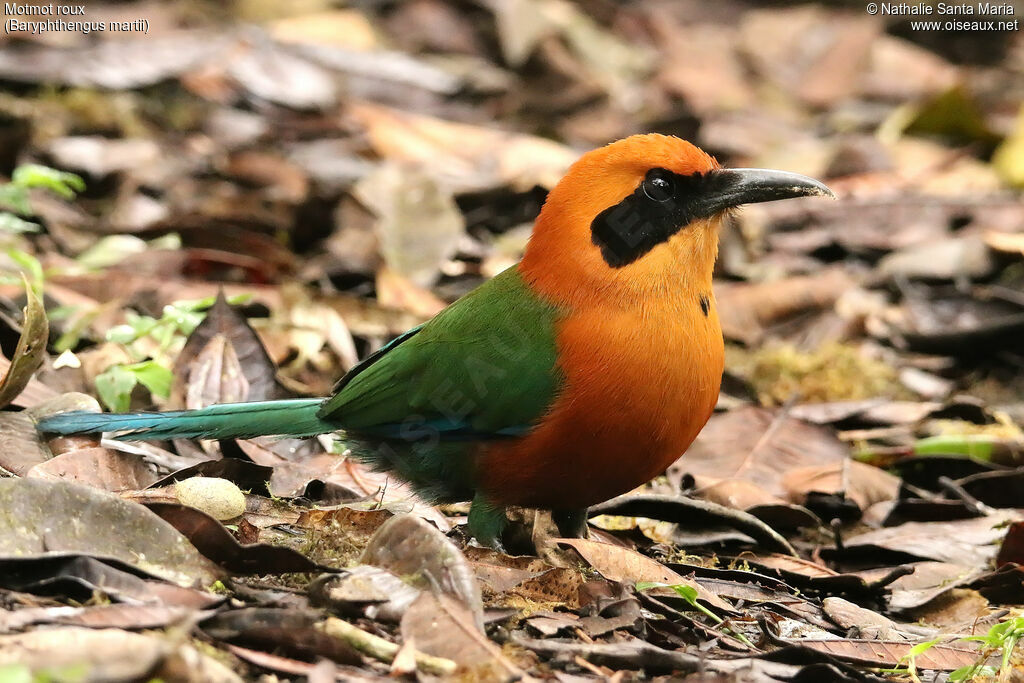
[{"xmin": 477, "ymin": 295, "xmax": 724, "ymax": 509}]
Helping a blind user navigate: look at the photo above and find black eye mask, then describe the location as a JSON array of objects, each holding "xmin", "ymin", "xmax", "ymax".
[{"xmin": 590, "ymin": 168, "xmax": 719, "ymax": 268}]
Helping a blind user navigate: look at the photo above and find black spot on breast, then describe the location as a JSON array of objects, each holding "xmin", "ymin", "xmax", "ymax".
[{"xmin": 699, "ymin": 293, "xmax": 710, "ymax": 317}]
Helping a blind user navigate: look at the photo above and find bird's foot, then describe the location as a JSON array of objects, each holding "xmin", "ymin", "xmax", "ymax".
[{"xmin": 552, "ymin": 507, "xmax": 590, "ymax": 538}]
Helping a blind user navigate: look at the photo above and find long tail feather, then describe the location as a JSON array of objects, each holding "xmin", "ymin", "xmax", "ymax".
[{"xmin": 36, "ymin": 398, "xmax": 333, "ymax": 440}]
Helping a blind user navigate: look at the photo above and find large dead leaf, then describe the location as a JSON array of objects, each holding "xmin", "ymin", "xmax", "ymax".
[
  {"xmin": 0, "ymin": 628, "xmax": 170, "ymax": 681},
  {"xmin": 671, "ymin": 406, "xmax": 849, "ymax": 510},
  {"xmin": 0, "ymin": 478, "xmax": 221, "ymax": 587}
]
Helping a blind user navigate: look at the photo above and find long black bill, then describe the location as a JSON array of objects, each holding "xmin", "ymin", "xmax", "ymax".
[{"xmin": 693, "ymin": 168, "xmax": 835, "ymax": 217}]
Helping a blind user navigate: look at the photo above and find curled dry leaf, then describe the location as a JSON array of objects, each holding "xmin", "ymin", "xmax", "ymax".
[
  {"xmin": 145, "ymin": 502, "xmax": 324, "ymax": 575},
  {"xmin": 361, "ymin": 514, "xmax": 484, "ymax": 629},
  {"xmin": 400, "ymin": 592, "xmax": 522, "ymax": 679},
  {"xmin": 0, "ymin": 478, "xmax": 221, "ymax": 587},
  {"xmin": 0, "ymin": 277, "xmax": 48, "ymax": 410}
]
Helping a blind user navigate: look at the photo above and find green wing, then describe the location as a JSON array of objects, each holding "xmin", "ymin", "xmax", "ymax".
[{"xmin": 318, "ymin": 266, "xmax": 563, "ymax": 439}]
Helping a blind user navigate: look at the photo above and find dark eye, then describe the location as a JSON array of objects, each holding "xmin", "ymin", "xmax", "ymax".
[{"xmin": 642, "ymin": 169, "xmax": 674, "ymax": 202}]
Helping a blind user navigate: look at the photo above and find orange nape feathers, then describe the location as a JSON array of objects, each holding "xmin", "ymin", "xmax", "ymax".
[{"xmin": 520, "ymin": 134, "xmax": 723, "ymax": 310}]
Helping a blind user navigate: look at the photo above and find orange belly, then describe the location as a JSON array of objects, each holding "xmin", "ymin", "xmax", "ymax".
[{"xmin": 477, "ymin": 299, "xmax": 723, "ymax": 509}]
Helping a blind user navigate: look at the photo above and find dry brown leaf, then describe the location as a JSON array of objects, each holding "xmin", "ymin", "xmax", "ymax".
[
  {"xmin": 672, "ymin": 406, "xmax": 848, "ymax": 509},
  {"xmin": 781, "ymin": 460, "xmax": 900, "ymax": 511},
  {"xmin": 555, "ymin": 538, "xmax": 733, "ymax": 612},
  {"xmin": 845, "ymin": 513, "xmax": 1023, "ymax": 567},
  {"xmin": 0, "ymin": 628, "xmax": 170, "ymax": 679},
  {"xmin": 715, "ymin": 269, "xmax": 855, "ymax": 345},
  {"xmin": 0, "ymin": 478, "xmax": 222, "ymax": 587},
  {"xmin": 791, "ymin": 638, "xmax": 978, "ymax": 671},
  {"xmin": 399, "ymin": 592, "xmax": 521, "ymax": 679},
  {"xmin": 26, "ymin": 447, "xmax": 159, "ymax": 492},
  {"xmin": 0, "ymin": 411, "xmax": 51, "ymax": 476},
  {"xmin": 362, "ymin": 514, "xmax": 483, "ymax": 628}
]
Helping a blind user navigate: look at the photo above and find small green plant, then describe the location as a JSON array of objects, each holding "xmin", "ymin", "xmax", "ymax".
[
  {"xmin": 949, "ymin": 616, "xmax": 1024, "ymax": 682},
  {"xmin": 0, "ymin": 163, "xmax": 84, "ymax": 234},
  {"xmin": 92, "ymin": 294, "xmax": 250, "ymax": 412},
  {"xmin": 876, "ymin": 638, "xmax": 940, "ymax": 682},
  {"xmin": 636, "ymin": 581, "xmax": 757, "ymax": 649}
]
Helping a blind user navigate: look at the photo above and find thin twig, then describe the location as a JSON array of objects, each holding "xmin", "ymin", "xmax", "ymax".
[
  {"xmin": 937, "ymin": 476, "xmax": 994, "ymax": 517},
  {"xmin": 317, "ymin": 617, "xmax": 457, "ymax": 676}
]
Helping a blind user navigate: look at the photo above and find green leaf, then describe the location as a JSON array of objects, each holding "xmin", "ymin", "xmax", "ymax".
[
  {"xmin": 0, "ymin": 184, "xmax": 32, "ymax": 215},
  {"xmin": 0, "ymin": 664, "xmax": 33, "ymax": 683},
  {"xmin": 949, "ymin": 664, "xmax": 996, "ymax": 681},
  {"xmin": 125, "ymin": 360, "xmax": 172, "ymax": 399},
  {"xmin": 902, "ymin": 638, "xmax": 939, "ymax": 662},
  {"xmin": 95, "ymin": 364, "xmax": 138, "ymax": 413},
  {"xmin": 0, "ymin": 212, "xmax": 39, "ymax": 233},
  {"xmin": 12, "ymin": 163, "xmax": 85, "ymax": 199},
  {"xmin": 107, "ymin": 324, "xmax": 141, "ymax": 344},
  {"xmin": 6, "ymin": 249, "xmax": 43, "ymax": 288}
]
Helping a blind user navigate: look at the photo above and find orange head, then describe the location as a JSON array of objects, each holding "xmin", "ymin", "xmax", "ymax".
[{"xmin": 521, "ymin": 134, "xmax": 833, "ymax": 308}]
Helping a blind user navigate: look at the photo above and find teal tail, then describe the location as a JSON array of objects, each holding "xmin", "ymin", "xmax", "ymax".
[{"xmin": 36, "ymin": 398, "xmax": 333, "ymax": 440}]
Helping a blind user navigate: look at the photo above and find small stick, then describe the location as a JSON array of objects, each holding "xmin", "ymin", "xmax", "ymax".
[
  {"xmin": 318, "ymin": 617, "xmax": 457, "ymax": 676},
  {"xmin": 937, "ymin": 476, "xmax": 994, "ymax": 516}
]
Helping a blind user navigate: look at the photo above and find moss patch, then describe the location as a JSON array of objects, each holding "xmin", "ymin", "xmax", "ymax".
[{"xmin": 728, "ymin": 342, "xmax": 909, "ymax": 405}]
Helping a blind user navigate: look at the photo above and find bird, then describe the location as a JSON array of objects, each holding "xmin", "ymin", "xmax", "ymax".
[{"xmin": 37, "ymin": 134, "xmax": 834, "ymax": 547}]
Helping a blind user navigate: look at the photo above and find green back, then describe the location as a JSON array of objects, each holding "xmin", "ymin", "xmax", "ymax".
[{"xmin": 318, "ymin": 266, "xmax": 564, "ymax": 438}]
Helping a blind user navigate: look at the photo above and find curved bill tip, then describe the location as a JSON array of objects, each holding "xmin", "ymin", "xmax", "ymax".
[
  {"xmin": 725, "ymin": 168, "xmax": 836, "ymax": 202},
  {"xmin": 696, "ymin": 168, "xmax": 836, "ymax": 217}
]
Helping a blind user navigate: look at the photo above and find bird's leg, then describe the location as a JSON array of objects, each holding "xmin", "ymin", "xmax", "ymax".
[
  {"xmin": 467, "ymin": 494, "xmax": 508, "ymax": 551},
  {"xmin": 552, "ymin": 508, "xmax": 590, "ymax": 538}
]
